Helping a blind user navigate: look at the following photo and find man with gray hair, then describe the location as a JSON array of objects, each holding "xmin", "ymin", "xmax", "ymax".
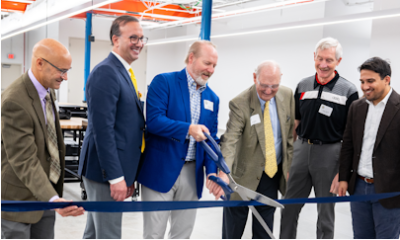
[
  {"xmin": 137, "ymin": 40, "xmax": 224, "ymax": 238},
  {"xmin": 280, "ymin": 37, "xmax": 359, "ymax": 239},
  {"xmin": 219, "ymin": 60, "xmax": 295, "ymax": 238}
]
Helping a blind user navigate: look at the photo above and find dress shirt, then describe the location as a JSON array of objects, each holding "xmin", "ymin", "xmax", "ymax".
[
  {"xmin": 358, "ymin": 88, "xmax": 393, "ymax": 178},
  {"xmin": 185, "ymin": 69, "xmax": 206, "ymax": 161},
  {"xmin": 29, "ymin": 69, "xmax": 58, "ymax": 200},
  {"xmin": 28, "ymin": 69, "xmax": 53, "ymax": 124},
  {"xmin": 257, "ymin": 93, "xmax": 282, "ymax": 165}
]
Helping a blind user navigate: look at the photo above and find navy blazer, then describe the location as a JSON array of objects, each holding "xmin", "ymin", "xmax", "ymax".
[
  {"xmin": 137, "ymin": 68, "xmax": 219, "ymax": 199},
  {"xmin": 78, "ymin": 53, "xmax": 145, "ymax": 186}
]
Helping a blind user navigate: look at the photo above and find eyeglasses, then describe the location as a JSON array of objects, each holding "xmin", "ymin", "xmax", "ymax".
[
  {"xmin": 129, "ymin": 36, "xmax": 148, "ymax": 45},
  {"xmin": 41, "ymin": 58, "xmax": 71, "ymax": 78},
  {"xmin": 256, "ymin": 79, "xmax": 280, "ymax": 90}
]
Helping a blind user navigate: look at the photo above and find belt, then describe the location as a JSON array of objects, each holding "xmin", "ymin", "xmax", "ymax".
[
  {"xmin": 298, "ymin": 136, "xmax": 341, "ymax": 145},
  {"xmin": 358, "ymin": 175, "xmax": 374, "ymax": 184},
  {"xmin": 184, "ymin": 160, "xmax": 195, "ymax": 164}
]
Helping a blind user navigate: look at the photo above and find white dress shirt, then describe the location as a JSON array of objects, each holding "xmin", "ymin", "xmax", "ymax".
[{"xmin": 358, "ymin": 88, "xmax": 392, "ymax": 178}]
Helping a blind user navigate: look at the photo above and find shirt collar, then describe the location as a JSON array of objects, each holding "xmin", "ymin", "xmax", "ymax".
[
  {"xmin": 186, "ymin": 68, "xmax": 206, "ymax": 92},
  {"xmin": 366, "ymin": 87, "xmax": 393, "ymax": 106},
  {"xmin": 28, "ymin": 69, "xmax": 49, "ymax": 101},
  {"xmin": 256, "ymin": 90, "xmax": 275, "ymax": 111},
  {"xmin": 111, "ymin": 51, "xmax": 131, "ymax": 75},
  {"xmin": 314, "ymin": 70, "xmax": 340, "ymax": 90}
]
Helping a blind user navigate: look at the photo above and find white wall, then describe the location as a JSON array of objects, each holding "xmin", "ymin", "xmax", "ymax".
[
  {"xmin": 370, "ymin": 0, "xmax": 400, "ymax": 92},
  {"xmin": 1, "ymin": 34, "xmax": 24, "ymax": 68}
]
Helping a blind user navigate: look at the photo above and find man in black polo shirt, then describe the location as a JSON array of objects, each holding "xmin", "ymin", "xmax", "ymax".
[{"xmin": 280, "ymin": 37, "xmax": 358, "ymax": 239}]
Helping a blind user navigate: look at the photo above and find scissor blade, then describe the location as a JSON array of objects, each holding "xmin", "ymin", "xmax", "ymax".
[
  {"xmin": 249, "ymin": 206, "xmax": 275, "ymax": 239},
  {"xmin": 235, "ymin": 189, "xmax": 275, "ymax": 239},
  {"xmin": 236, "ymin": 185, "xmax": 284, "ymax": 209}
]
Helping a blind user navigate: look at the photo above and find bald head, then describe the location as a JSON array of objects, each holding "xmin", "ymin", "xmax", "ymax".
[
  {"xmin": 254, "ymin": 60, "xmax": 282, "ymax": 102},
  {"xmin": 31, "ymin": 39, "xmax": 71, "ymax": 89}
]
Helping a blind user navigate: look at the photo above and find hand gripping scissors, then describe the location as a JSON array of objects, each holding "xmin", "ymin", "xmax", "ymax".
[{"xmin": 199, "ymin": 133, "xmax": 284, "ymax": 239}]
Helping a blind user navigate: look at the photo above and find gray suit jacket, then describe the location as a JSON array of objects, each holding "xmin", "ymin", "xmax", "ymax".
[
  {"xmin": 220, "ymin": 84, "xmax": 294, "ymax": 200},
  {"xmin": 1, "ymin": 72, "xmax": 65, "ymax": 224}
]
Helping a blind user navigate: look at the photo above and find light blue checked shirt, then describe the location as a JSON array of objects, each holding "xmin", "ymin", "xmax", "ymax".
[
  {"xmin": 186, "ymin": 69, "xmax": 206, "ymax": 161},
  {"xmin": 257, "ymin": 93, "xmax": 282, "ymax": 165}
]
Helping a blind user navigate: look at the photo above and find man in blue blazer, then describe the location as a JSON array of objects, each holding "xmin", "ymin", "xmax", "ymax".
[
  {"xmin": 138, "ymin": 40, "xmax": 223, "ymax": 239},
  {"xmin": 78, "ymin": 16, "xmax": 146, "ymax": 238}
]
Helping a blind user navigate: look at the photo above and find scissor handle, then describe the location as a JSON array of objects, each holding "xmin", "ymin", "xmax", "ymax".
[
  {"xmin": 208, "ymin": 175, "xmax": 234, "ymax": 201},
  {"xmin": 199, "ymin": 133, "xmax": 231, "ymax": 174}
]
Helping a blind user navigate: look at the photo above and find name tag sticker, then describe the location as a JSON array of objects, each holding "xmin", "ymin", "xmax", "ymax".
[
  {"xmin": 204, "ymin": 100, "xmax": 213, "ymax": 112},
  {"xmin": 250, "ymin": 114, "xmax": 261, "ymax": 126},
  {"xmin": 319, "ymin": 104, "xmax": 333, "ymax": 117}
]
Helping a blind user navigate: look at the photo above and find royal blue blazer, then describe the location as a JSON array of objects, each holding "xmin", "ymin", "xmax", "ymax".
[
  {"xmin": 78, "ymin": 53, "xmax": 145, "ymax": 186},
  {"xmin": 137, "ymin": 68, "xmax": 219, "ymax": 199}
]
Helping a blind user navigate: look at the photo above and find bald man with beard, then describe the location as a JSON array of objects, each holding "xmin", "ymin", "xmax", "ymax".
[{"xmin": 1, "ymin": 38, "xmax": 84, "ymax": 239}]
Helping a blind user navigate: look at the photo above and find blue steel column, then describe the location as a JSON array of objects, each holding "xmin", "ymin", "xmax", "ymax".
[
  {"xmin": 83, "ymin": 12, "xmax": 92, "ymax": 102},
  {"xmin": 199, "ymin": 0, "xmax": 212, "ymax": 40}
]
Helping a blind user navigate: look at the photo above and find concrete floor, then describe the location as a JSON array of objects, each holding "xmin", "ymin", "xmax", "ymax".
[{"xmin": 55, "ymin": 182, "xmax": 354, "ymax": 239}]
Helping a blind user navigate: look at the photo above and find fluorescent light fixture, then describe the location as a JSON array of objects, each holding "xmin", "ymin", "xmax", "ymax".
[
  {"xmin": 1, "ymin": 0, "xmax": 120, "ymax": 40},
  {"xmin": 146, "ymin": 8, "xmax": 400, "ymax": 46}
]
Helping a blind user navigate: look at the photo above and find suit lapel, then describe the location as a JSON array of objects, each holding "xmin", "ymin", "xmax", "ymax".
[
  {"xmin": 24, "ymin": 73, "xmax": 50, "ymax": 150},
  {"xmin": 250, "ymin": 85, "xmax": 266, "ymax": 157},
  {"xmin": 275, "ymin": 89, "xmax": 286, "ymax": 153},
  {"xmin": 374, "ymin": 91, "xmax": 400, "ymax": 152},
  {"xmin": 178, "ymin": 69, "xmax": 191, "ymax": 123},
  {"xmin": 109, "ymin": 54, "xmax": 143, "ymax": 114},
  {"xmin": 356, "ymin": 100, "xmax": 369, "ymax": 154}
]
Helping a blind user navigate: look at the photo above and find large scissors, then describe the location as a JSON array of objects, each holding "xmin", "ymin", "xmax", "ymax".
[{"xmin": 200, "ymin": 133, "xmax": 284, "ymax": 239}]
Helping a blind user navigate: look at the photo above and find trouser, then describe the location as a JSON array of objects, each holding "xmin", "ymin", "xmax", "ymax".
[
  {"xmin": 1, "ymin": 210, "xmax": 55, "ymax": 239},
  {"xmin": 280, "ymin": 140, "xmax": 341, "ymax": 239},
  {"xmin": 82, "ymin": 176, "xmax": 122, "ymax": 239},
  {"xmin": 222, "ymin": 166, "xmax": 282, "ymax": 239},
  {"xmin": 351, "ymin": 178, "xmax": 400, "ymax": 239},
  {"xmin": 142, "ymin": 161, "xmax": 198, "ymax": 239}
]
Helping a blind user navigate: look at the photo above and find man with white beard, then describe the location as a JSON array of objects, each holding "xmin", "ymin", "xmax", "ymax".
[{"xmin": 137, "ymin": 40, "xmax": 224, "ymax": 239}]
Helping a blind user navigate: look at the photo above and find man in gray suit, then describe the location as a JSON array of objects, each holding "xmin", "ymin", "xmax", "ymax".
[
  {"xmin": 1, "ymin": 38, "xmax": 84, "ymax": 239},
  {"xmin": 220, "ymin": 60, "xmax": 295, "ymax": 238}
]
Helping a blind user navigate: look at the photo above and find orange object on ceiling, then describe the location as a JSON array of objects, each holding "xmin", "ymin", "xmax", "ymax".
[{"xmin": 1, "ymin": 1, "xmax": 30, "ymax": 12}]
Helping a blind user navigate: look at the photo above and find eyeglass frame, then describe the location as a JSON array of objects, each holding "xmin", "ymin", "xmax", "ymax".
[
  {"xmin": 256, "ymin": 79, "xmax": 280, "ymax": 90},
  {"xmin": 41, "ymin": 58, "xmax": 71, "ymax": 78},
  {"xmin": 129, "ymin": 35, "xmax": 148, "ymax": 45}
]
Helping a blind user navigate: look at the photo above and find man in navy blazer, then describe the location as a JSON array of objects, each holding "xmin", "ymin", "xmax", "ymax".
[
  {"xmin": 78, "ymin": 16, "xmax": 146, "ymax": 238},
  {"xmin": 138, "ymin": 40, "xmax": 223, "ymax": 239}
]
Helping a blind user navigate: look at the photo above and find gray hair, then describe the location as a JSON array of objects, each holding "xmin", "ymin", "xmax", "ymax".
[
  {"xmin": 315, "ymin": 37, "xmax": 343, "ymax": 60},
  {"xmin": 255, "ymin": 60, "xmax": 281, "ymax": 78},
  {"xmin": 184, "ymin": 40, "xmax": 217, "ymax": 64}
]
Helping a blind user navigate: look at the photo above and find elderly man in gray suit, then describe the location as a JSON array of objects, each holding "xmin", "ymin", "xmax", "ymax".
[{"xmin": 219, "ymin": 60, "xmax": 295, "ymax": 238}]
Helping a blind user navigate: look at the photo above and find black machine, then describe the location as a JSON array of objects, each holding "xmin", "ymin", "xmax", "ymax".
[{"xmin": 59, "ymin": 104, "xmax": 87, "ymax": 119}]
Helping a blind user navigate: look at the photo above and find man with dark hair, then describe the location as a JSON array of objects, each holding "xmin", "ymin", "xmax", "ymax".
[
  {"xmin": 78, "ymin": 15, "xmax": 146, "ymax": 239},
  {"xmin": 338, "ymin": 57, "xmax": 400, "ymax": 239},
  {"xmin": 137, "ymin": 40, "xmax": 223, "ymax": 239}
]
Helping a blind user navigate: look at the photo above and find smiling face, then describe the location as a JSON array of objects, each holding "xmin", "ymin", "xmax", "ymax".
[
  {"xmin": 40, "ymin": 55, "xmax": 72, "ymax": 89},
  {"xmin": 112, "ymin": 21, "xmax": 144, "ymax": 64},
  {"xmin": 314, "ymin": 47, "xmax": 341, "ymax": 84},
  {"xmin": 360, "ymin": 69, "xmax": 391, "ymax": 105},
  {"xmin": 187, "ymin": 44, "xmax": 218, "ymax": 87},
  {"xmin": 253, "ymin": 65, "xmax": 281, "ymax": 102}
]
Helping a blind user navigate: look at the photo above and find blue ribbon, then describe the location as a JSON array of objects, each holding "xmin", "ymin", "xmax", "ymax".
[{"xmin": 2, "ymin": 191, "xmax": 400, "ymax": 212}]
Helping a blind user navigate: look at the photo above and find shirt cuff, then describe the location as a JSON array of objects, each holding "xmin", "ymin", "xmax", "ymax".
[
  {"xmin": 49, "ymin": 195, "xmax": 59, "ymax": 202},
  {"xmin": 109, "ymin": 176, "xmax": 124, "ymax": 185}
]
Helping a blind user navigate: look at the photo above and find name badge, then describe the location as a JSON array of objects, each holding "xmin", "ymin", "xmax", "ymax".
[
  {"xmin": 204, "ymin": 100, "xmax": 213, "ymax": 112},
  {"xmin": 250, "ymin": 114, "xmax": 261, "ymax": 126},
  {"xmin": 319, "ymin": 104, "xmax": 333, "ymax": 117}
]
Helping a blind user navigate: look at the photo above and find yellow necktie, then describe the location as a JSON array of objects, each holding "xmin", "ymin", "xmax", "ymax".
[
  {"xmin": 264, "ymin": 101, "xmax": 277, "ymax": 178},
  {"xmin": 129, "ymin": 68, "xmax": 145, "ymax": 153}
]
